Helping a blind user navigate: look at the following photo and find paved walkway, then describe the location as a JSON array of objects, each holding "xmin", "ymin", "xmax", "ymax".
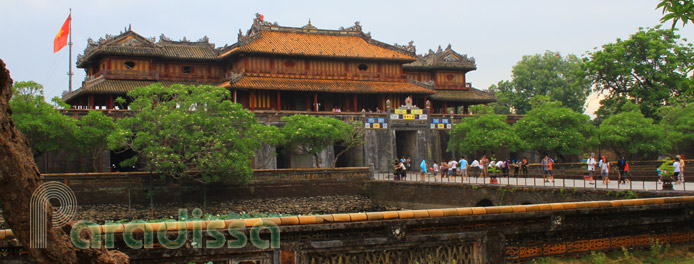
[{"xmin": 373, "ymin": 173, "xmax": 693, "ymax": 192}]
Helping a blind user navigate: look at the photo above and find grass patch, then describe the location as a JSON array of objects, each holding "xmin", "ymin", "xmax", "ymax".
[{"xmin": 528, "ymin": 244, "xmax": 694, "ymax": 264}]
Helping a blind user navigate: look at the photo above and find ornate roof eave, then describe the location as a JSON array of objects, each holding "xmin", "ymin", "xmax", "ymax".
[
  {"xmin": 403, "ymin": 44, "xmax": 477, "ymax": 72},
  {"xmin": 77, "ymin": 30, "xmax": 161, "ymax": 67},
  {"xmin": 77, "ymin": 31, "xmax": 219, "ymax": 68}
]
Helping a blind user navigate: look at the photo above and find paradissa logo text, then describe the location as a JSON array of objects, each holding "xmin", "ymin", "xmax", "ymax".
[{"xmin": 70, "ymin": 208, "xmax": 280, "ymax": 250}]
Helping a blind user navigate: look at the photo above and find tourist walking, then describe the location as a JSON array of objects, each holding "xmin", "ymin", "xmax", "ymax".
[
  {"xmin": 677, "ymin": 155, "xmax": 685, "ymax": 184},
  {"xmin": 419, "ymin": 160, "xmax": 428, "ymax": 181},
  {"xmin": 674, "ymin": 157, "xmax": 682, "ymax": 185},
  {"xmin": 600, "ymin": 156, "xmax": 610, "ymax": 184},
  {"xmin": 521, "ymin": 157, "xmax": 529, "ymax": 177},
  {"xmin": 393, "ymin": 159, "xmax": 401, "ymax": 180},
  {"xmin": 459, "ymin": 156, "xmax": 468, "ymax": 179},
  {"xmin": 481, "ymin": 156, "xmax": 489, "ymax": 178},
  {"xmin": 432, "ymin": 161, "xmax": 439, "ymax": 178},
  {"xmin": 617, "ymin": 156, "xmax": 627, "ymax": 184},
  {"xmin": 586, "ymin": 153, "xmax": 596, "ymax": 184},
  {"xmin": 440, "ymin": 161, "xmax": 448, "ymax": 179},
  {"xmin": 448, "ymin": 159, "xmax": 458, "ymax": 178},
  {"xmin": 514, "ymin": 160, "xmax": 521, "ymax": 176},
  {"xmin": 470, "ymin": 159, "xmax": 480, "ymax": 178},
  {"xmin": 541, "ymin": 155, "xmax": 551, "ymax": 182}
]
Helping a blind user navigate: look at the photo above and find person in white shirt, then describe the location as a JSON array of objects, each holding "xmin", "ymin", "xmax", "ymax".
[
  {"xmin": 674, "ymin": 157, "xmax": 682, "ymax": 184},
  {"xmin": 586, "ymin": 153, "xmax": 597, "ymax": 184},
  {"xmin": 448, "ymin": 160, "xmax": 458, "ymax": 177}
]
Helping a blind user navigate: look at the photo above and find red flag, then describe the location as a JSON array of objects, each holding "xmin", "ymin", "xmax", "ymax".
[{"xmin": 54, "ymin": 14, "xmax": 70, "ymax": 53}]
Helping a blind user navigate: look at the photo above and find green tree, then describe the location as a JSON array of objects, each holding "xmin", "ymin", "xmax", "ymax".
[
  {"xmin": 75, "ymin": 111, "xmax": 116, "ymax": 172},
  {"xmin": 280, "ymin": 115, "xmax": 356, "ymax": 168},
  {"xmin": 450, "ymin": 111, "xmax": 520, "ymax": 156},
  {"xmin": 331, "ymin": 120, "xmax": 365, "ymax": 168},
  {"xmin": 513, "ymin": 96, "xmax": 597, "ymax": 160},
  {"xmin": 584, "ymin": 26, "xmax": 694, "ymax": 120},
  {"xmin": 658, "ymin": 0, "xmax": 694, "ymax": 29},
  {"xmin": 486, "ymin": 80, "xmax": 514, "ymax": 115},
  {"xmin": 9, "ymin": 81, "xmax": 77, "ymax": 157},
  {"xmin": 497, "ymin": 51, "xmax": 590, "ymax": 114},
  {"xmin": 108, "ymin": 83, "xmax": 268, "ymax": 183},
  {"xmin": 659, "ymin": 100, "xmax": 694, "ymax": 154},
  {"xmin": 252, "ymin": 124, "xmax": 284, "ymax": 169},
  {"xmin": 598, "ymin": 102, "xmax": 666, "ymax": 159}
]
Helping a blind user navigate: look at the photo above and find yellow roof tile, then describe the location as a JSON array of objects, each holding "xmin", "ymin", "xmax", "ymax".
[{"xmin": 221, "ymin": 31, "xmax": 415, "ymax": 61}]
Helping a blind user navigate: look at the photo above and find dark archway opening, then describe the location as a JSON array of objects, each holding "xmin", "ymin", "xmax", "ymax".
[
  {"xmin": 395, "ymin": 130, "xmax": 417, "ymax": 162},
  {"xmin": 276, "ymin": 146, "xmax": 291, "ymax": 169},
  {"xmin": 475, "ymin": 199, "xmax": 494, "ymax": 207}
]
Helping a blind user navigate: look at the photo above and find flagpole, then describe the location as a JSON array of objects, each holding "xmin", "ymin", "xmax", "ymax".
[{"xmin": 68, "ymin": 8, "xmax": 73, "ymax": 92}]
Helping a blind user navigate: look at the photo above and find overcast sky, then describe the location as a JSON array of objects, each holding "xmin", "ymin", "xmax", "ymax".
[{"xmin": 2, "ymin": 0, "xmax": 692, "ymax": 116}]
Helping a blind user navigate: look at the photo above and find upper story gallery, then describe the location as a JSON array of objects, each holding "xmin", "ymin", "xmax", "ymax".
[{"xmin": 63, "ymin": 14, "xmax": 495, "ymax": 114}]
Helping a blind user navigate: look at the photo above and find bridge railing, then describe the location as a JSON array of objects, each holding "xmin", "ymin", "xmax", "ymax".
[{"xmin": 374, "ymin": 167, "xmax": 690, "ymax": 192}]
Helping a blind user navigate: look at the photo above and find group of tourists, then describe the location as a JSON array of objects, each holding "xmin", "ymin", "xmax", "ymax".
[
  {"xmin": 408, "ymin": 156, "xmax": 533, "ymax": 181},
  {"xmin": 586, "ymin": 153, "xmax": 686, "ymax": 185},
  {"xmin": 393, "ymin": 157, "xmax": 411, "ymax": 180},
  {"xmin": 392, "ymin": 153, "xmax": 687, "ymax": 185},
  {"xmin": 585, "ymin": 153, "xmax": 621, "ymax": 184}
]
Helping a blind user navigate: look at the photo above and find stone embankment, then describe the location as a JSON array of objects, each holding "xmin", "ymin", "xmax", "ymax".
[{"xmin": 69, "ymin": 195, "xmax": 401, "ymax": 224}]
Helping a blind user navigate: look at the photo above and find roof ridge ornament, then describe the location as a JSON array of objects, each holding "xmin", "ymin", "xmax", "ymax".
[
  {"xmin": 394, "ymin": 40, "xmax": 416, "ymax": 53},
  {"xmin": 344, "ymin": 21, "xmax": 362, "ymax": 32},
  {"xmin": 302, "ymin": 19, "xmax": 317, "ymax": 30}
]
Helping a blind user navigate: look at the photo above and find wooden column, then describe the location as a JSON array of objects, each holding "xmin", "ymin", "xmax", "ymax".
[
  {"xmin": 89, "ymin": 95, "xmax": 95, "ymax": 109},
  {"xmin": 250, "ymin": 91, "xmax": 255, "ymax": 110},
  {"xmin": 233, "ymin": 90, "xmax": 237, "ymax": 103},
  {"xmin": 443, "ymin": 102, "xmax": 448, "ymax": 114},
  {"xmin": 276, "ymin": 91, "xmax": 281, "ymax": 111},
  {"xmin": 108, "ymin": 95, "xmax": 113, "ymax": 109},
  {"xmin": 314, "ymin": 93, "xmax": 318, "ymax": 112},
  {"xmin": 464, "ymin": 105, "xmax": 469, "ymax": 115},
  {"xmin": 353, "ymin": 95, "xmax": 357, "ymax": 112}
]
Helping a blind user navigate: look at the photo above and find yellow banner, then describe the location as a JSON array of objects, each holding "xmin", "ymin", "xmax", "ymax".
[
  {"xmin": 404, "ymin": 114, "xmax": 415, "ymax": 120},
  {"xmin": 394, "ymin": 109, "xmax": 407, "ymax": 114},
  {"xmin": 411, "ymin": 109, "xmax": 423, "ymax": 115}
]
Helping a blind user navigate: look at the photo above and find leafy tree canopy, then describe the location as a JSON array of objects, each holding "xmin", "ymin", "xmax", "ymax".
[
  {"xmin": 513, "ymin": 96, "xmax": 597, "ymax": 159},
  {"xmin": 450, "ymin": 111, "xmax": 520, "ymax": 157},
  {"xmin": 108, "ymin": 83, "xmax": 271, "ymax": 183},
  {"xmin": 598, "ymin": 102, "xmax": 666, "ymax": 159},
  {"xmin": 658, "ymin": 0, "xmax": 694, "ymax": 29},
  {"xmin": 494, "ymin": 51, "xmax": 590, "ymax": 114},
  {"xmin": 658, "ymin": 100, "xmax": 694, "ymax": 154},
  {"xmin": 9, "ymin": 81, "xmax": 77, "ymax": 157},
  {"xmin": 280, "ymin": 115, "xmax": 358, "ymax": 168},
  {"xmin": 485, "ymin": 80, "xmax": 514, "ymax": 115},
  {"xmin": 584, "ymin": 26, "xmax": 694, "ymax": 120},
  {"xmin": 75, "ymin": 111, "xmax": 115, "ymax": 172}
]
